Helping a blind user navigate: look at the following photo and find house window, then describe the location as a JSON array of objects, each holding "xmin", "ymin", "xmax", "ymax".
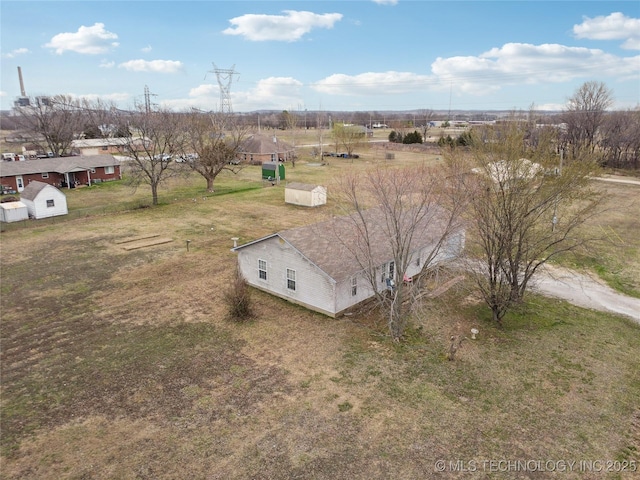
[
  {"xmin": 46, "ymin": 199, "xmax": 55, "ymax": 208},
  {"xmin": 101, "ymin": 146, "xmax": 108, "ymax": 151},
  {"xmin": 41, "ymin": 172, "xmax": 49, "ymax": 179},
  {"xmin": 351, "ymin": 277, "xmax": 357, "ymax": 296},
  {"xmin": 286, "ymin": 268, "xmax": 296, "ymax": 291},
  {"xmin": 258, "ymin": 259, "xmax": 267, "ymax": 280},
  {"xmin": 388, "ymin": 261, "xmax": 395, "ymax": 280},
  {"xmin": 416, "ymin": 255, "xmax": 421, "ymax": 267},
  {"xmin": 104, "ymin": 166, "xmax": 115, "ymax": 174}
]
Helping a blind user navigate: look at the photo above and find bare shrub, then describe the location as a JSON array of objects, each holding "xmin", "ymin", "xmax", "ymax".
[{"xmin": 224, "ymin": 266, "xmax": 253, "ymax": 321}]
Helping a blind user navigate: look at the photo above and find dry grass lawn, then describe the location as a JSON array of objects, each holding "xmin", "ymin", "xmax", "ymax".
[{"xmin": 1, "ymin": 146, "xmax": 639, "ymax": 479}]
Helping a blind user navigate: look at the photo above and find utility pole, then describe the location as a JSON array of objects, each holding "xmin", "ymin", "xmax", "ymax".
[{"xmin": 209, "ymin": 63, "xmax": 239, "ymax": 114}]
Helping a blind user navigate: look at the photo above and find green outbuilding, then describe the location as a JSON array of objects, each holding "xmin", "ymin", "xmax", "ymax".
[{"xmin": 262, "ymin": 162, "xmax": 285, "ymax": 181}]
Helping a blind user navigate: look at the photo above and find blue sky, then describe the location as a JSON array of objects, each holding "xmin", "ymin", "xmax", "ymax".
[{"xmin": 1, "ymin": 1, "xmax": 639, "ymax": 112}]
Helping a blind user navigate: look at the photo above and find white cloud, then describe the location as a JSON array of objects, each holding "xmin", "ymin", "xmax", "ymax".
[
  {"xmin": 162, "ymin": 77, "xmax": 304, "ymax": 111},
  {"xmin": 431, "ymin": 43, "xmax": 639, "ymax": 94},
  {"xmin": 371, "ymin": 0, "xmax": 398, "ymax": 5},
  {"xmin": 223, "ymin": 10, "xmax": 342, "ymax": 42},
  {"xmin": 189, "ymin": 84, "xmax": 218, "ymax": 97},
  {"xmin": 0, "ymin": 91, "xmax": 6, "ymax": 98},
  {"xmin": 118, "ymin": 59, "xmax": 184, "ymax": 73},
  {"xmin": 2, "ymin": 48, "xmax": 30, "ymax": 59},
  {"xmin": 142, "ymin": 45, "xmax": 153, "ymax": 53},
  {"xmin": 45, "ymin": 23, "xmax": 119, "ymax": 54},
  {"xmin": 313, "ymin": 71, "xmax": 432, "ymax": 96},
  {"xmin": 234, "ymin": 77, "xmax": 304, "ymax": 110},
  {"xmin": 573, "ymin": 12, "xmax": 640, "ymax": 50},
  {"xmin": 99, "ymin": 60, "xmax": 115, "ymax": 69}
]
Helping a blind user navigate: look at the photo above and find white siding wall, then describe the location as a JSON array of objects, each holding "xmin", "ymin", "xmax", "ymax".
[
  {"xmin": 237, "ymin": 237, "xmax": 338, "ymax": 316},
  {"xmin": 23, "ymin": 186, "xmax": 68, "ymax": 219},
  {"xmin": 284, "ymin": 189, "xmax": 312, "ymax": 206},
  {"xmin": 285, "ymin": 186, "xmax": 327, "ymax": 207},
  {"xmin": 334, "ymin": 271, "xmax": 375, "ymax": 314}
]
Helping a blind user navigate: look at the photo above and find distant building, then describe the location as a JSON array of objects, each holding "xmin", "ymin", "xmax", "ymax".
[
  {"xmin": 70, "ymin": 137, "xmax": 148, "ymax": 156},
  {"xmin": 0, "ymin": 155, "xmax": 121, "ymax": 192},
  {"xmin": 238, "ymin": 133, "xmax": 295, "ymax": 164}
]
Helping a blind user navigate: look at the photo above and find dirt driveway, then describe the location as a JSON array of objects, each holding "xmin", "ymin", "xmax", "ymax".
[{"xmin": 533, "ymin": 264, "xmax": 640, "ymax": 324}]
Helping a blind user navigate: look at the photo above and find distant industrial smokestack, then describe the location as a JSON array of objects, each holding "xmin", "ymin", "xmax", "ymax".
[{"xmin": 17, "ymin": 66, "xmax": 26, "ymax": 97}]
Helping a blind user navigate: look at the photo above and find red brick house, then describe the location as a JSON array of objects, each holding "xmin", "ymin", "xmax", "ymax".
[
  {"xmin": 0, "ymin": 155, "xmax": 121, "ymax": 193},
  {"xmin": 238, "ymin": 133, "xmax": 295, "ymax": 164}
]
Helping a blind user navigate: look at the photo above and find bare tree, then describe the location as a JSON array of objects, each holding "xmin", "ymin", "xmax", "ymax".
[
  {"xmin": 120, "ymin": 107, "xmax": 184, "ymax": 205},
  {"xmin": 178, "ymin": 110, "xmax": 250, "ymax": 192},
  {"xmin": 76, "ymin": 98, "xmax": 120, "ymax": 139},
  {"xmin": 599, "ymin": 108, "xmax": 640, "ymax": 169},
  {"xmin": 562, "ymin": 81, "xmax": 614, "ymax": 158},
  {"xmin": 332, "ymin": 162, "xmax": 467, "ymax": 341},
  {"xmin": 332, "ymin": 122, "xmax": 365, "ymax": 158},
  {"xmin": 419, "ymin": 109, "xmax": 435, "ymax": 143},
  {"xmin": 449, "ymin": 121, "xmax": 603, "ymax": 325},
  {"xmin": 13, "ymin": 95, "xmax": 84, "ymax": 156}
]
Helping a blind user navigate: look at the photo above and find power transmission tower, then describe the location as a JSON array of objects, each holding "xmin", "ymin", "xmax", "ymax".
[
  {"xmin": 208, "ymin": 63, "xmax": 239, "ymax": 114},
  {"xmin": 144, "ymin": 85, "xmax": 157, "ymax": 114}
]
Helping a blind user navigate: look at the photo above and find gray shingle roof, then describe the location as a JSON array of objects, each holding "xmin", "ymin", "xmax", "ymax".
[
  {"xmin": 0, "ymin": 155, "xmax": 120, "ymax": 177},
  {"xmin": 240, "ymin": 133, "xmax": 294, "ymax": 154},
  {"xmin": 236, "ymin": 206, "xmax": 457, "ymax": 282},
  {"xmin": 19, "ymin": 181, "xmax": 62, "ymax": 201}
]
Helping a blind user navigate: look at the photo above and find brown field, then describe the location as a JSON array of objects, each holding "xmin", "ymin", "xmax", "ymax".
[{"xmin": 1, "ymin": 144, "xmax": 639, "ymax": 479}]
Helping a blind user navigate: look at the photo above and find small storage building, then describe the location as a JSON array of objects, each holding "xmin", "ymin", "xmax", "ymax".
[
  {"xmin": 262, "ymin": 162, "xmax": 285, "ymax": 181},
  {"xmin": 20, "ymin": 181, "xmax": 68, "ymax": 219},
  {"xmin": 285, "ymin": 182, "xmax": 327, "ymax": 207},
  {"xmin": 0, "ymin": 201, "xmax": 29, "ymax": 222}
]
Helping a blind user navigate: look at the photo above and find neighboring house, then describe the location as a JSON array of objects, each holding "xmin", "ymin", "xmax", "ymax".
[
  {"xmin": 70, "ymin": 137, "xmax": 148, "ymax": 156},
  {"xmin": 0, "ymin": 201, "xmax": 29, "ymax": 223},
  {"xmin": 71, "ymin": 138, "xmax": 129, "ymax": 156},
  {"xmin": 284, "ymin": 182, "xmax": 327, "ymax": 207},
  {"xmin": 232, "ymin": 208, "xmax": 465, "ymax": 317},
  {"xmin": 238, "ymin": 133, "xmax": 295, "ymax": 164},
  {"xmin": 20, "ymin": 181, "xmax": 68, "ymax": 219},
  {"xmin": 0, "ymin": 155, "xmax": 121, "ymax": 192}
]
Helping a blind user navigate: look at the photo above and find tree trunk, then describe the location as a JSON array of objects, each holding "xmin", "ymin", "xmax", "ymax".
[
  {"xmin": 206, "ymin": 177, "xmax": 215, "ymax": 193},
  {"xmin": 151, "ymin": 183, "xmax": 159, "ymax": 205}
]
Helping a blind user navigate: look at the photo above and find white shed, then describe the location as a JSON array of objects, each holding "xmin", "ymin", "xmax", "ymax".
[
  {"xmin": 285, "ymin": 182, "xmax": 327, "ymax": 207},
  {"xmin": 0, "ymin": 201, "xmax": 29, "ymax": 222},
  {"xmin": 20, "ymin": 181, "xmax": 68, "ymax": 219}
]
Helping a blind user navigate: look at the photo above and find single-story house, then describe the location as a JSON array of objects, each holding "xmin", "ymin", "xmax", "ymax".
[
  {"xmin": 70, "ymin": 137, "xmax": 149, "ymax": 156},
  {"xmin": 19, "ymin": 181, "xmax": 68, "ymax": 219},
  {"xmin": 71, "ymin": 138, "xmax": 129, "ymax": 156},
  {"xmin": 284, "ymin": 182, "xmax": 327, "ymax": 207},
  {"xmin": 0, "ymin": 201, "xmax": 29, "ymax": 223},
  {"xmin": 238, "ymin": 133, "xmax": 295, "ymax": 164},
  {"xmin": 232, "ymin": 207, "xmax": 465, "ymax": 317},
  {"xmin": 0, "ymin": 155, "xmax": 121, "ymax": 192}
]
